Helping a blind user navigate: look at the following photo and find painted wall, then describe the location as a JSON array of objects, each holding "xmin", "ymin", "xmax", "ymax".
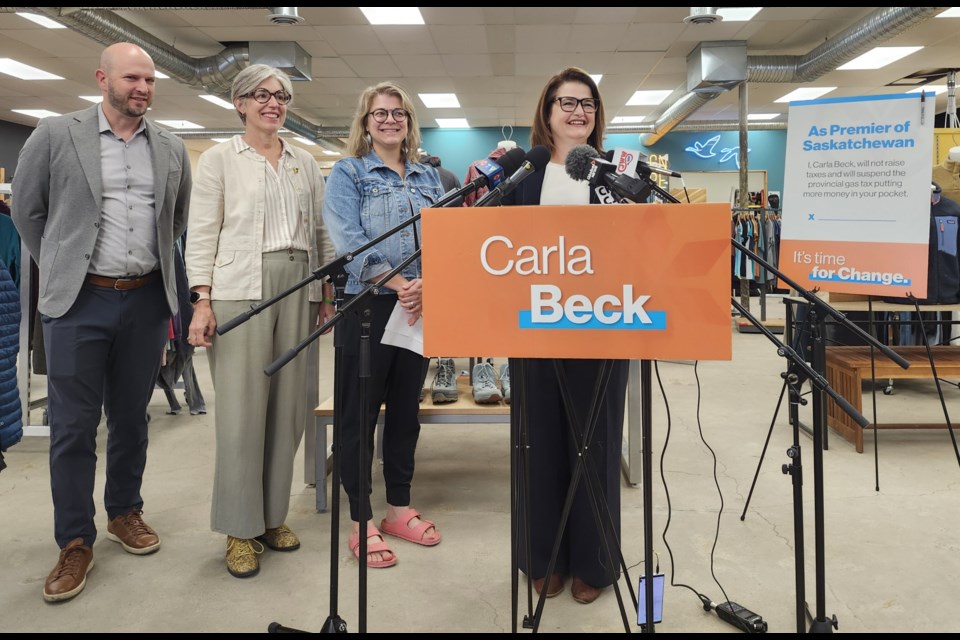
[{"xmin": 422, "ymin": 126, "xmax": 787, "ymax": 197}]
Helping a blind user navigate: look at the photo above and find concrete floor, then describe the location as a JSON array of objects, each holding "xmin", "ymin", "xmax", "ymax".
[{"xmin": 2, "ymin": 297, "xmax": 959, "ymax": 633}]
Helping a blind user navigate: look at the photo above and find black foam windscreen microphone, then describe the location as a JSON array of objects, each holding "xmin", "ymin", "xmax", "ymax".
[
  {"xmin": 473, "ymin": 145, "xmax": 550, "ymax": 207},
  {"xmin": 434, "ymin": 146, "xmax": 526, "ymax": 208},
  {"xmin": 565, "ymin": 144, "xmax": 653, "ymax": 203}
]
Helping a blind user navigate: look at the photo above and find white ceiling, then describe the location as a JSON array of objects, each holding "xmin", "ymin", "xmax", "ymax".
[{"xmin": 0, "ymin": 6, "xmax": 958, "ymax": 161}]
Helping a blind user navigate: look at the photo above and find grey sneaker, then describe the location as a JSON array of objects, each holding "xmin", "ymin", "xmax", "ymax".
[
  {"xmin": 499, "ymin": 363, "xmax": 511, "ymax": 404},
  {"xmin": 472, "ymin": 362, "xmax": 503, "ymax": 404},
  {"xmin": 431, "ymin": 358, "xmax": 459, "ymax": 404}
]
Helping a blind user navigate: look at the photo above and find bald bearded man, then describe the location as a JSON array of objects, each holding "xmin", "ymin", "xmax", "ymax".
[{"xmin": 13, "ymin": 42, "xmax": 191, "ymax": 603}]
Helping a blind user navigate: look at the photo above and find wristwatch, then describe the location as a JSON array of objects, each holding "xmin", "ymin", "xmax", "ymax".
[{"xmin": 190, "ymin": 290, "xmax": 211, "ymax": 304}]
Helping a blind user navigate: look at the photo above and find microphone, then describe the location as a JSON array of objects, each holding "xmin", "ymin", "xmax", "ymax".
[
  {"xmin": 638, "ymin": 159, "xmax": 681, "ymax": 179},
  {"xmin": 434, "ymin": 146, "xmax": 526, "ymax": 208},
  {"xmin": 565, "ymin": 144, "xmax": 653, "ymax": 203},
  {"xmin": 611, "ymin": 147, "xmax": 681, "ymax": 178},
  {"xmin": 473, "ymin": 145, "xmax": 551, "ymax": 207}
]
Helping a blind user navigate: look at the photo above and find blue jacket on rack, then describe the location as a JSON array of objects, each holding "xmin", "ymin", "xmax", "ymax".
[{"xmin": 0, "ymin": 262, "xmax": 21, "ymax": 451}]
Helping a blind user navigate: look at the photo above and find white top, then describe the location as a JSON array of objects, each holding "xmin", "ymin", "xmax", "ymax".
[
  {"xmin": 949, "ymin": 146, "xmax": 960, "ymax": 163},
  {"xmin": 539, "ymin": 162, "xmax": 590, "ymax": 206}
]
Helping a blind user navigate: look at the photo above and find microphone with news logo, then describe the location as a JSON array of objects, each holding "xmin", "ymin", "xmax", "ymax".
[
  {"xmin": 436, "ymin": 146, "xmax": 526, "ymax": 207},
  {"xmin": 473, "ymin": 146, "xmax": 551, "ymax": 207},
  {"xmin": 565, "ymin": 144, "xmax": 654, "ymax": 203}
]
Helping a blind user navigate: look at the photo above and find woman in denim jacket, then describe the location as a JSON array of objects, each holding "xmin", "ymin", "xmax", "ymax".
[{"xmin": 322, "ymin": 82, "xmax": 444, "ymax": 568}]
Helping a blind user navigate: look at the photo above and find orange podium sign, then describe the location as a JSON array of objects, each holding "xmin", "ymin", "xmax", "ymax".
[{"xmin": 421, "ymin": 203, "xmax": 732, "ymax": 360}]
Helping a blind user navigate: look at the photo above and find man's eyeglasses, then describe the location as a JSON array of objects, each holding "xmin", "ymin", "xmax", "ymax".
[
  {"xmin": 244, "ymin": 88, "xmax": 292, "ymax": 105},
  {"xmin": 554, "ymin": 96, "xmax": 598, "ymax": 114},
  {"xmin": 367, "ymin": 108, "xmax": 408, "ymax": 123}
]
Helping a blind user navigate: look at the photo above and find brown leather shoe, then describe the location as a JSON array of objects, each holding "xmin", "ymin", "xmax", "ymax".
[
  {"xmin": 533, "ymin": 573, "xmax": 565, "ymax": 598},
  {"xmin": 106, "ymin": 509, "xmax": 160, "ymax": 555},
  {"xmin": 571, "ymin": 576, "xmax": 602, "ymax": 604},
  {"xmin": 43, "ymin": 538, "xmax": 94, "ymax": 603}
]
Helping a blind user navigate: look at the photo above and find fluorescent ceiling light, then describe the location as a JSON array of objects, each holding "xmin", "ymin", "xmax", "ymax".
[
  {"xmin": 775, "ymin": 87, "xmax": 836, "ymax": 103},
  {"xmin": 322, "ymin": 149, "xmax": 340, "ymax": 156},
  {"xmin": 626, "ymin": 90, "xmax": 672, "ymax": 106},
  {"xmin": 0, "ymin": 58, "xmax": 63, "ymax": 80},
  {"xmin": 611, "ymin": 115, "xmax": 646, "ymax": 124},
  {"xmin": 360, "ymin": 7, "xmax": 424, "ymax": 25},
  {"xmin": 936, "ymin": 8, "xmax": 960, "ymax": 17},
  {"xmin": 590, "ymin": 74, "xmax": 603, "ymax": 86},
  {"xmin": 199, "ymin": 94, "xmax": 235, "ymax": 110},
  {"xmin": 155, "ymin": 70, "xmax": 169, "ymax": 79},
  {"xmin": 210, "ymin": 138, "xmax": 231, "ymax": 143},
  {"xmin": 435, "ymin": 118, "xmax": 469, "ymax": 128},
  {"xmin": 837, "ymin": 46, "xmax": 923, "ymax": 70},
  {"xmin": 418, "ymin": 93, "xmax": 460, "ymax": 108},
  {"xmin": 79, "ymin": 95, "xmax": 103, "ymax": 103},
  {"xmin": 748, "ymin": 113, "xmax": 780, "ymax": 120},
  {"xmin": 717, "ymin": 7, "xmax": 761, "ymax": 21},
  {"xmin": 155, "ymin": 120, "xmax": 204, "ymax": 129},
  {"xmin": 12, "ymin": 109, "xmax": 60, "ymax": 119},
  {"xmin": 293, "ymin": 136, "xmax": 316, "ymax": 146},
  {"xmin": 16, "ymin": 12, "xmax": 66, "ymax": 29},
  {"xmin": 907, "ymin": 85, "xmax": 948, "ymax": 95}
]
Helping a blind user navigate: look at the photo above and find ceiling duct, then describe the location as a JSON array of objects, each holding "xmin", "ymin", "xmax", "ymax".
[
  {"xmin": 248, "ymin": 41, "xmax": 311, "ymax": 81},
  {"xmin": 687, "ymin": 40, "xmax": 746, "ymax": 94},
  {"xmin": 23, "ymin": 7, "xmax": 341, "ymax": 151},
  {"xmin": 267, "ymin": 7, "xmax": 304, "ymax": 25},
  {"xmin": 642, "ymin": 6, "xmax": 945, "ymax": 146},
  {"xmin": 683, "ymin": 7, "xmax": 721, "ymax": 25}
]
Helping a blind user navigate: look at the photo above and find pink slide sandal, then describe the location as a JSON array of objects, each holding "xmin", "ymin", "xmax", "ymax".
[
  {"xmin": 380, "ymin": 509, "xmax": 441, "ymax": 546},
  {"xmin": 347, "ymin": 526, "xmax": 398, "ymax": 568}
]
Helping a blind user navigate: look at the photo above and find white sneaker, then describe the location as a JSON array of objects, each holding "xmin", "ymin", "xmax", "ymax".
[
  {"xmin": 472, "ymin": 362, "xmax": 503, "ymax": 404},
  {"xmin": 499, "ymin": 363, "xmax": 510, "ymax": 404},
  {"xmin": 431, "ymin": 358, "xmax": 459, "ymax": 404}
]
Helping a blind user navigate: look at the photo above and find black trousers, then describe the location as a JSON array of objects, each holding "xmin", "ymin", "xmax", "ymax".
[
  {"xmin": 511, "ymin": 357, "xmax": 629, "ymax": 588},
  {"xmin": 44, "ymin": 278, "xmax": 169, "ymax": 548},
  {"xmin": 335, "ymin": 294, "xmax": 427, "ymax": 523}
]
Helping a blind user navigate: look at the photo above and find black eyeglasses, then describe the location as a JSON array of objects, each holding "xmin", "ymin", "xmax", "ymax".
[
  {"xmin": 244, "ymin": 88, "xmax": 292, "ymax": 105},
  {"xmin": 367, "ymin": 108, "xmax": 408, "ymax": 123},
  {"xmin": 554, "ymin": 96, "xmax": 598, "ymax": 113}
]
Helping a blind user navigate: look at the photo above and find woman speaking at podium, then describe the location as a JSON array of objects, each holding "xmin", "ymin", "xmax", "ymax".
[{"xmin": 502, "ymin": 67, "xmax": 630, "ymax": 605}]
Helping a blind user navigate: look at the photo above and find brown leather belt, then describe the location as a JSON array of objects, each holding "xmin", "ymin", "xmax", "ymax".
[{"xmin": 85, "ymin": 270, "xmax": 161, "ymax": 291}]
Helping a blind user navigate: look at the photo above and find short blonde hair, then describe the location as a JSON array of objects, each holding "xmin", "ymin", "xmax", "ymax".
[
  {"xmin": 346, "ymin": 82, "xmax": 421, "ymax": 162},
  {"xmin": 231, "ymin": 63, "xmax": 293, "ymax": 125}
]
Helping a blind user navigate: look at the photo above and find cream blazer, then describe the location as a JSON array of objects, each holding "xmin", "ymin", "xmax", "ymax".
[{"xmin": 185, "ymin": 136, "xmax": 334, "ymax": 302}]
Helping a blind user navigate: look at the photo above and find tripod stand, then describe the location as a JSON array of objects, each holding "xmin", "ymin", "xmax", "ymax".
[
  {"xmin": 609, "ymin": 172, "xmax": 910, "ymax": 633},
  {"xmin": 510, "ymin": 356, "xmax": 637, "ymax": 632},
  {"xmin": 726, "ymin": 242, "xmax": 910, "ymax": 633}
]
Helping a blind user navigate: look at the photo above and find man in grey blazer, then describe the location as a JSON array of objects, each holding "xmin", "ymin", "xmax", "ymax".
[{"xmin": 12, "ymin": 42, "xmax": 190, "ymax": 603}]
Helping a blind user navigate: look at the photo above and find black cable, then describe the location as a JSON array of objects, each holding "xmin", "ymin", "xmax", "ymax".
[
  {"xmin": 693, "ymin": 361, "xmax": 732, "ymax": 607},
  {"xmin": 653, "ymin": 360, "xmax": 709, "ymax": 605}
]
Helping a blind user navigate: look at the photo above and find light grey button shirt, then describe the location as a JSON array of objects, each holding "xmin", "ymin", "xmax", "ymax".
[{"xmin": 89, "ymin": 104, "xmax": 158, "ymax": 278}]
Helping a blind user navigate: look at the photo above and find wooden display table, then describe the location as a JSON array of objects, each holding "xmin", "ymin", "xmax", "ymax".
[
  {"xmin": 309, "ymin": 376, "xmax": 510, "ymax": 511},
  {"xmin": 825, "ymin": 346, "xmax": 960, "ymax": 453}
]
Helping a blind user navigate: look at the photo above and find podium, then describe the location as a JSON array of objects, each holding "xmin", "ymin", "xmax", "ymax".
[{"xmin": 422, "ymin": 203, "xmax": 733, "ymax": 631}]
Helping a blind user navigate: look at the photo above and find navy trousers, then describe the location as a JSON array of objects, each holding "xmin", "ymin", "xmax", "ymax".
[{"xmin": 43, "ymin": 278, "xmax": 169, "ymax": 548}]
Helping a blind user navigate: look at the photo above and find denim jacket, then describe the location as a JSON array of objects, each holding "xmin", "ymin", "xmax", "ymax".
[{"xmin": 322, "ymin": 151, "xmax": 443, "ymax": 294}]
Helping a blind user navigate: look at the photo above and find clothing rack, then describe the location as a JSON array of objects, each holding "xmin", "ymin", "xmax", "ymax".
[{"xmin": 731, "ymin": 206, "xmax": 782, "ymax": 332}]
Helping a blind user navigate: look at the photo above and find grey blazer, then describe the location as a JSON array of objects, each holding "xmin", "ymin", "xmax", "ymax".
[{"xmin": 12, "ymin": 105, "xmax": 191, "ymax": 318}]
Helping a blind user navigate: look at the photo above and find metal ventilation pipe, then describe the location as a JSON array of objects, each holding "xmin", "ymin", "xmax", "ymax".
[
  {"xmin": 642, "ymin": 6, "xmax": 945, "ymax": 146},
  {"xmin": 19, "ymin": 7, "xmax": 343, "ymax": 151}
]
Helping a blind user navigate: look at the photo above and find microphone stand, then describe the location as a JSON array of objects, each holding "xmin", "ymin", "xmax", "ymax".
[{"xmin": 613, "ymin": 173, "xmax": 910, "ymax": 633}]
